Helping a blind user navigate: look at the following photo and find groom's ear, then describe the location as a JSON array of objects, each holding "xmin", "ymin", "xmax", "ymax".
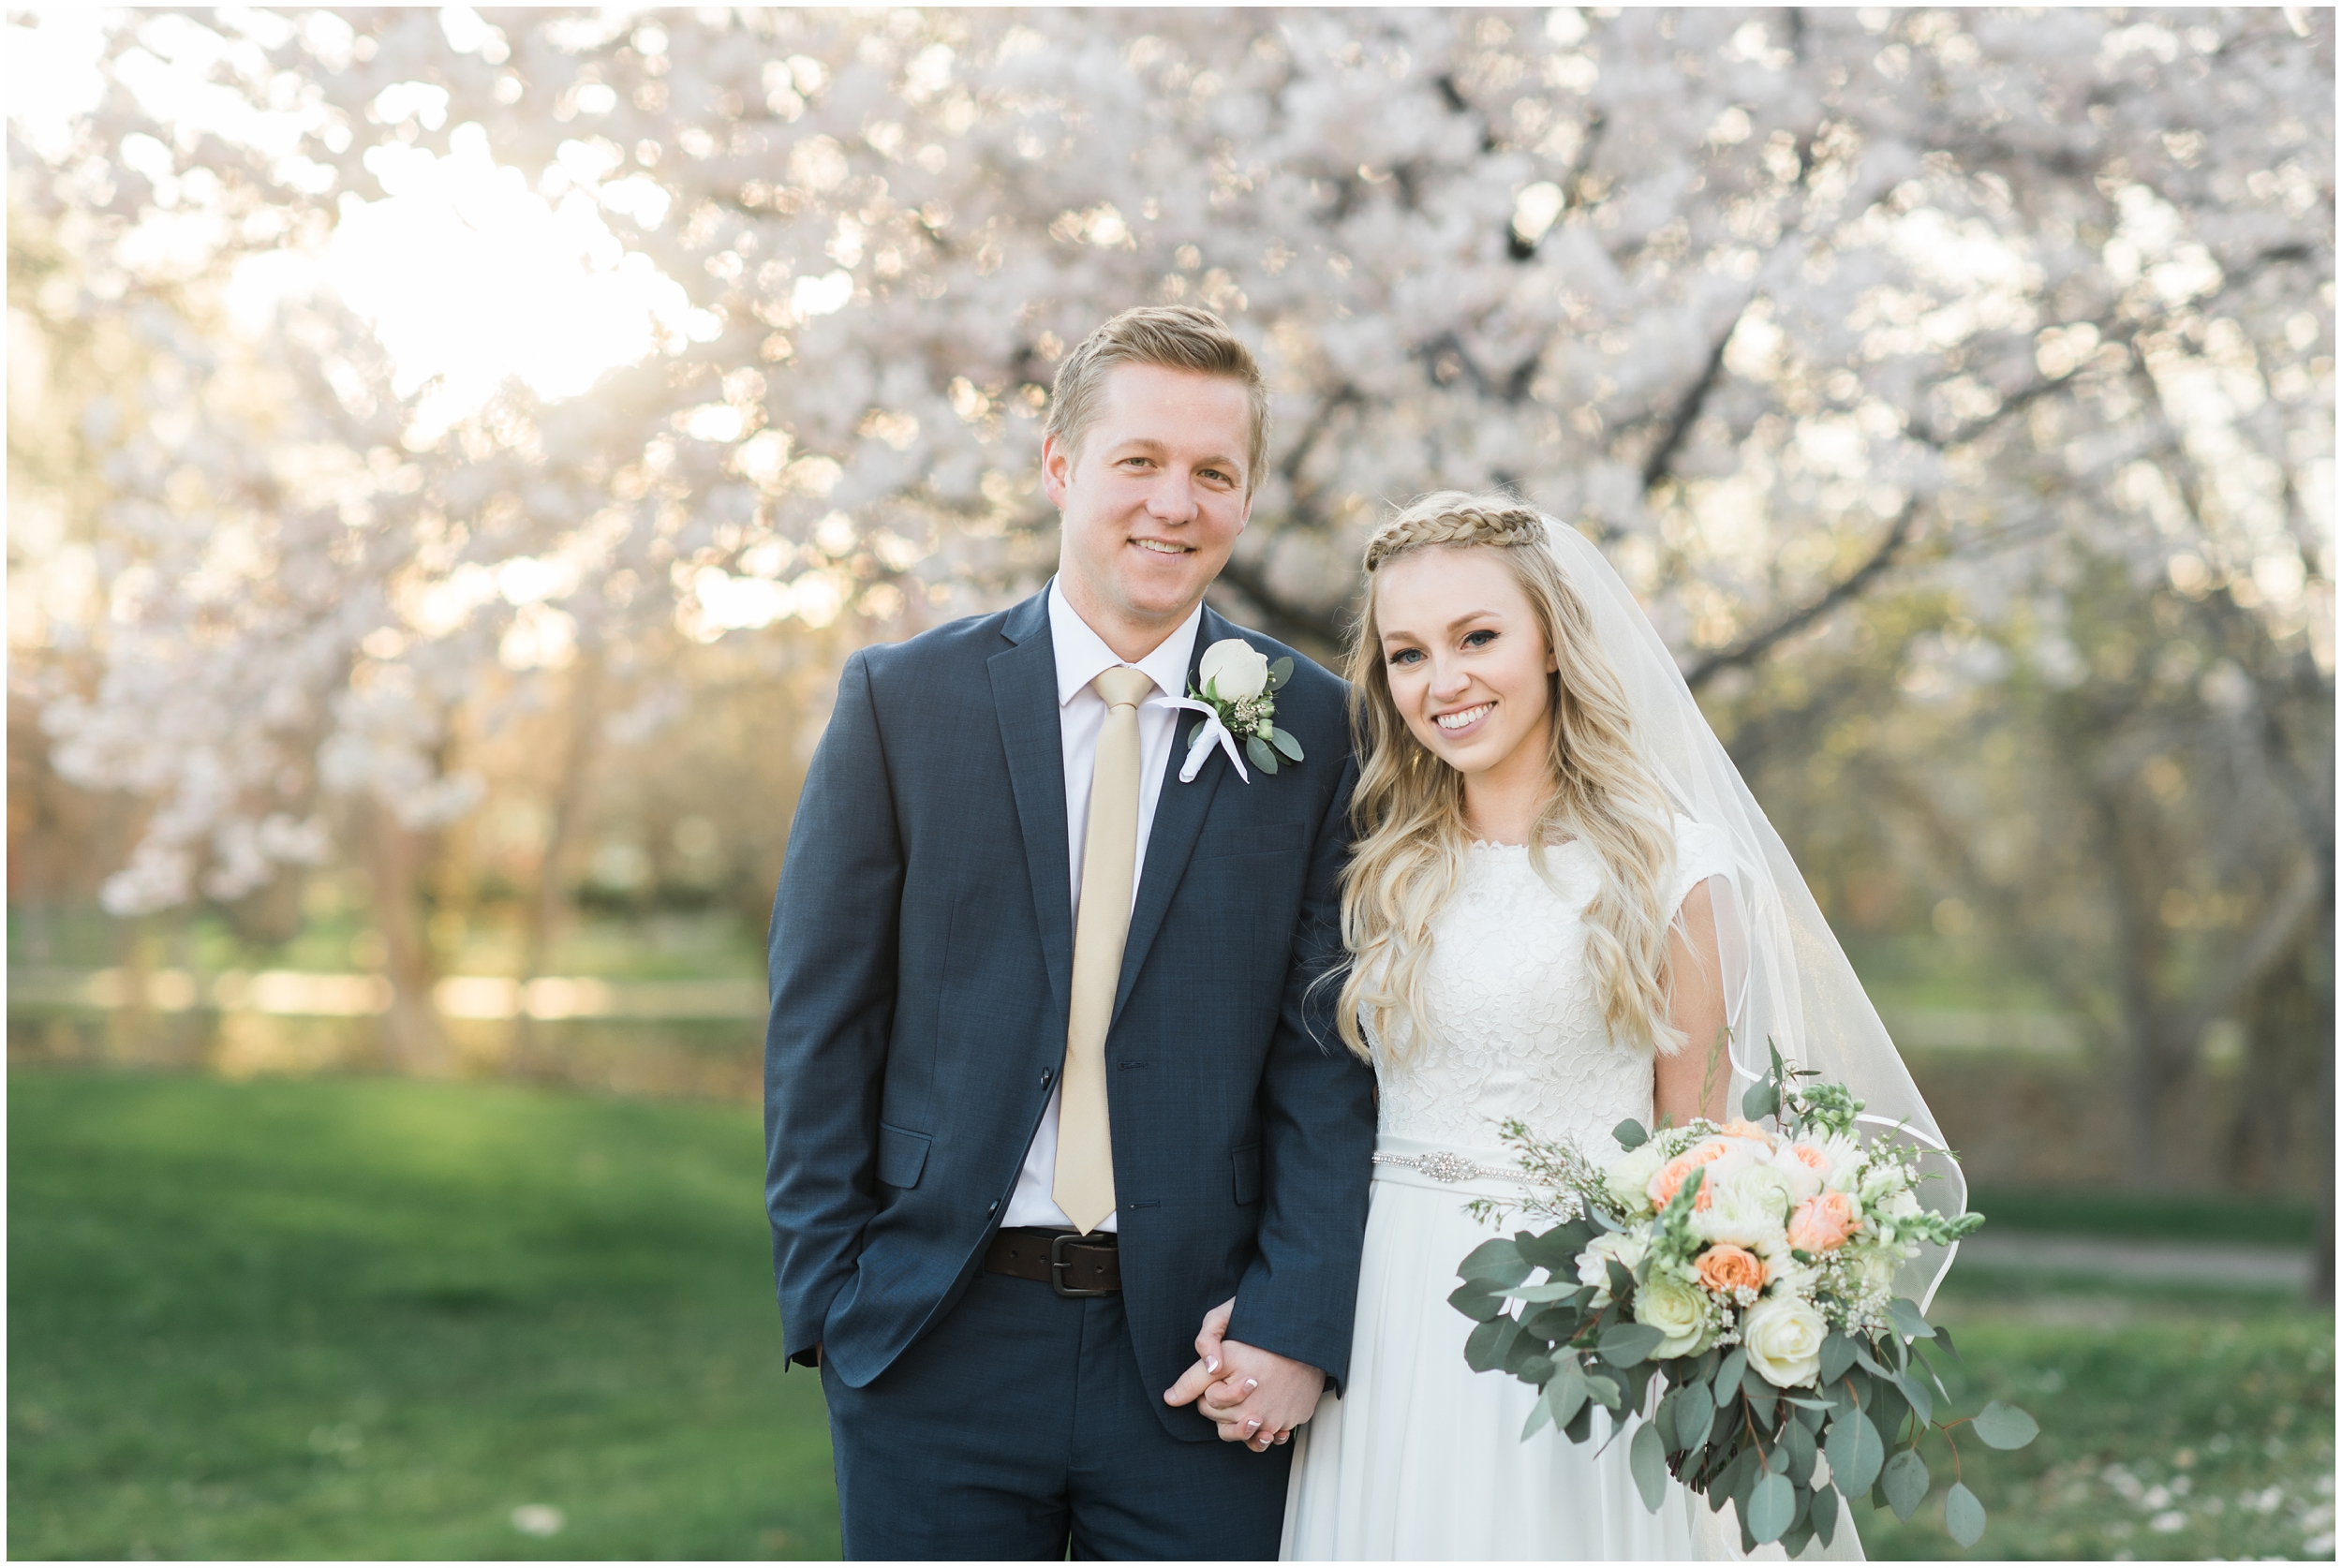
[{"xmin": 1041, "ymin": 430, "xmax": 1075, "ymax": 508}]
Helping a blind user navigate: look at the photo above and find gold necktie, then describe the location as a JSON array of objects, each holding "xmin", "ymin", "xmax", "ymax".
[{"xmin": 1054, "ymin": 665, "xmax": 1155, "ymax": 1234}]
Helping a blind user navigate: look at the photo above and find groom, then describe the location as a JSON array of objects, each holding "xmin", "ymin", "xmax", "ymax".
[{"xmin": 763, "ymin": 305, "xmax": 1376, "ymax": 1559}]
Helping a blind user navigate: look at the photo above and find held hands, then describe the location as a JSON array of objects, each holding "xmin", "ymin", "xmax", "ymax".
[{"xmin": 1162, "ymin": 1296, "xmax": 1324, "ymax": 1453}]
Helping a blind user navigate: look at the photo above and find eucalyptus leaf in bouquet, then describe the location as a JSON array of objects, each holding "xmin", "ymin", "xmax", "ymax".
[{"xmin": 1452, "ymin": 1044, "xmax": 2038, "ymax": 1554}]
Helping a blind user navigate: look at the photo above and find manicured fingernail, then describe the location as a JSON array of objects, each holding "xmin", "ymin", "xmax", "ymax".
[
  {"xmin": 1206, "ymin": 1356, "xmax": 1220, "ymax": 1373},
  {"xmin": 1244, "ymin": 1379, "xmax": 1259, "ymax": 1393}
]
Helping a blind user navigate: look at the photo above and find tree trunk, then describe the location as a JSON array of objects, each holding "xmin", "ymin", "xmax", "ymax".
[
  {"xmin": 513, "ymin": 655, "xmax": 601, "ymax": 1073},
  {"xmin": 2229, "ymin": 972, "xmax": 2299, "ymax": 1191},
  {"xmin": 163, "ymin": 910, "xmax": 206, "ymax": 1067},
  {"xmin": 367, "ymin": 800, "xmax": 452, "ymax": 1077},
  {"xmin": 2095, "ymin": 791, "xmax": 2182, "ymax": 1188},
  {"xmin": 2311, "ymin": 900, "xmax": 2335, "ymax": 1309}
]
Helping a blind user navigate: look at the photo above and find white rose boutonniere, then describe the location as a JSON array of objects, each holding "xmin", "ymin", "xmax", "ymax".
[
  {"xmin": 1198, "ymin": 639, "xmax": 1270, "ymax": 703},
  {"xmin": 1157, "ymin": 637, "xmax": 1305, "ymax": 782}
]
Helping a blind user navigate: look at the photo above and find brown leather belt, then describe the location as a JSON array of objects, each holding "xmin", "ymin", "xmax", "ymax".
[{"xmin": 985, "ymin": 1227, "xmax": 1121, "ymax": 1297}]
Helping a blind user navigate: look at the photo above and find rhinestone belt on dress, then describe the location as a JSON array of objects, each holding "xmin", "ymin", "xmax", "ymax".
[{"xmin": 1370, "ymin": 1150, "xmax": 1523, "ymax": 1184}]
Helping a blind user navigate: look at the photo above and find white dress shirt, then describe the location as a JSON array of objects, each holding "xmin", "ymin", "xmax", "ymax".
[{"xmin": 1001, "ymin": 580, "xmax": 1205, "ymax": 1232}]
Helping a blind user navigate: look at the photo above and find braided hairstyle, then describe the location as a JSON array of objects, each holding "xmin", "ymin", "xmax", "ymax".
[
  {"xmin": 1334, "ymin": 491, "xmax": 1686, "ymax": 1071},
  {"xmin": 1359, "ymin": 496, "xmax": 1548, "ymax": 571}
]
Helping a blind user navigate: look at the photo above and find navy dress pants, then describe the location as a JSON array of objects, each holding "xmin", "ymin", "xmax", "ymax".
[{"xmin": 821, "ymin": 1268, "xmax": 1293, "ymax": 1560}]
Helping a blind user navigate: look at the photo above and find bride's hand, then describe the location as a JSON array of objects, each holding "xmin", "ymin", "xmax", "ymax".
[
  {"xmin": 1165, "ymin": 1297, "xmax": 1312, "ymax": 1449},
  {"xmin": 1197, "ymin": 1340, "xmax": 1322, "ymax": 1451}
]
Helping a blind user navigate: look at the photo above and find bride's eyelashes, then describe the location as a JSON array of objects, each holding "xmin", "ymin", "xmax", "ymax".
[{"xmin": 1384, "ymin": 629, "xmax": 1499, "ymax": 668}]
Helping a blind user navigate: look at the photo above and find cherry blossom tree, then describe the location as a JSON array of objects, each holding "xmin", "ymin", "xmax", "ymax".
[{"xmin": 10, "ymin": 8, "xmax": 2332, "ymax": 1102}]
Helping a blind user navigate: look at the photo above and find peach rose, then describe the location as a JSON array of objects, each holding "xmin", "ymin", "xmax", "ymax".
[
  {"xmin": 1720, "ymin": 1119, "xmax": 1777, "ymax": 1148},
  {"xmin": 1695, "ymin": 1243, "xmax": 1769, "ymax": 1295},
  {"xmin": 1785, "ymin": 1144, "xmax": 1831, "ymax": 1174},
  {"xmin": 1787, "ymin": 1191, "xmax": 1862, "ymax": 1252},
  {"xmin": 1648, "ymin": 1157, "xmax": 1717, "ymax": 1211}
]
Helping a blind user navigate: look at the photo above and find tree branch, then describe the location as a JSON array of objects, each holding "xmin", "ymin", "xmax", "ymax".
[
  {"xmin": 2174, "ymin": 857, "xmax": 2335, "ymax": 1043},
  {"xmin": 1641, "ymin": 310, "xmax": 1742, "ymax": 493},
  {"xmin": 1210, "ymin": 552, "xmax": 1349, "ymax": 654},
  {"xmin": 1683, "ymin": 502, "xmax": 1919, "ymax": 690},
  {"xmin": 1278, "ymin": 382, "xmax": 1362, "ymax": 495}
]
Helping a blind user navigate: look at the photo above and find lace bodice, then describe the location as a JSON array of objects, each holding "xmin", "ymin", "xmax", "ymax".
[{"xmin": 1372, "ymin": 818, "xmax": 1733, "ymax": 1157}]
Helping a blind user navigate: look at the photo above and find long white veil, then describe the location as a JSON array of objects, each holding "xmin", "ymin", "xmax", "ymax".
[{"xmin": 1541, "ymin": 517, "xmax": 1964, "ymax": 1309}]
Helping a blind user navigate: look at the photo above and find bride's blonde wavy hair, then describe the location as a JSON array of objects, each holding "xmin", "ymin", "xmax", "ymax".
[{"xmin": 1335, "ymin": 493, "xmax": 1686, "ymax": 1070}]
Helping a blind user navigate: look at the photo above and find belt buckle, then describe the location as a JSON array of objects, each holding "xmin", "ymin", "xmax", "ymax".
[{"xmin": 1048, "ymin": 1233, "xmax": 1111, "ymax": 1299}]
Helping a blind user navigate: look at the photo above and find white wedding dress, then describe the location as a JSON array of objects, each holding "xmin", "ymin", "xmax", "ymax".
[{"xmin": 1282, "ymin": 819, "xmax": 1860, "ymax": 1561}]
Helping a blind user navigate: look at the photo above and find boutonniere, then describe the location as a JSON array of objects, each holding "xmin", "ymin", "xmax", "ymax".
[{"xmin": 1149, "ymin": 637, "xmax": 1305, "ymax": 783}]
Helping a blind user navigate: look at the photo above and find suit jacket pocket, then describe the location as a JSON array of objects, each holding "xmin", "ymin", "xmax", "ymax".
[
  {"xmin": 1231, "ymin": 1143, "xmax": 1262, "ymax": 1206},
  {"xmin": 877, "ymin": 1122, "xmax": 932, "ymax": 1190}
]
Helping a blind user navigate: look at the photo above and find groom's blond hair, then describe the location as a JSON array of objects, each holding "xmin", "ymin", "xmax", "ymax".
[{"xmin": 1045, "ymin": 306, "xmax": 1269, "ymax": 491}]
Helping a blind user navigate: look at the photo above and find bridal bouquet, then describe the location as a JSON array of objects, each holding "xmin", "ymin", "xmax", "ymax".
[{"xmin": 1450, "ymin": 1047, "xmax": 2038, "ymax": 1554}]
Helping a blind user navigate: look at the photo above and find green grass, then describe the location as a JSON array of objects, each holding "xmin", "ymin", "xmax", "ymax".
[
  {"xmin": 10, "ymin": 1070, "xmax": 2334, "ymax": 1561},
  {"xmin": 1965, "ymin": 1185, "xmax": 2322, "ymax": 1248},
  {"xmin": 8, "ymin": 1069, "xmax": 834, "ymax": 1560},
  {"xmin": 1861, "ymin": 1278, "xmax": 2334, "ymax": 1560}
]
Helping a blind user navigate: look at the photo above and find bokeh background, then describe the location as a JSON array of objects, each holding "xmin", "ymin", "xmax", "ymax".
[{"xmin": 7, "ymin": 7, "xmax": 2333, "ymax": 1560}]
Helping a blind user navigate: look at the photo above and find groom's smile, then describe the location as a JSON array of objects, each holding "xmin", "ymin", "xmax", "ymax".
[{"xmin": 1045, "ymin": 360, "xmax": 1253, "ymax": 663}]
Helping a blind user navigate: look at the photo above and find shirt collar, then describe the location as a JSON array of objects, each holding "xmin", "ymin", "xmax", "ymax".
[{"xmin": 1047, "ymin": 578, "xmax": 1204, "ymax": 709}]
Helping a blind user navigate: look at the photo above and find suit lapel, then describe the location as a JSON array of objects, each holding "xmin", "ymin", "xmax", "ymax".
[
  {"xmin": 989, "ymin": 592, "xmax": 1075, "ymax": 1019},
  {"xmin": 1111, "ymin": 605, "xmax": 1233, "ymax": 1028}
]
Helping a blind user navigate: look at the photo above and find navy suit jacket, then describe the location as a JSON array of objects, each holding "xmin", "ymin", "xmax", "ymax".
[{"xmin": 763, "ymin": 586, "xmax": 1376, "ymax": 1439}]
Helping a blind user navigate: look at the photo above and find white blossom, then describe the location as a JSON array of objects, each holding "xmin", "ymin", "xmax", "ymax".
[{"xmin": 7, "ymin": 7, "xmax": 2328, "ymax": 910}]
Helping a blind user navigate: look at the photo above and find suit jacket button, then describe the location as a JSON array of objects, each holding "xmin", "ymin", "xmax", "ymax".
[
  {"xmin": 987, "ymin": 1201, "xmax": 999, "ymax": 1217},
  {"xmin": 1040, "ymin": 1069, "xmax": 1053, "ymax": 1086}
]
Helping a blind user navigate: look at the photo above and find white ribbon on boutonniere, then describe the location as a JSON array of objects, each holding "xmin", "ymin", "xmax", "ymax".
[{"xmin": 1148, "ymin": 695, "xmax": 1251, "ymax": 783}]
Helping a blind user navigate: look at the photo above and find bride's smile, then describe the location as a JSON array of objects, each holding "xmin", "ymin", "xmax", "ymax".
[{"xmin": 1432, "ymin": 702, "xmax": 1491, "ymax": 732}]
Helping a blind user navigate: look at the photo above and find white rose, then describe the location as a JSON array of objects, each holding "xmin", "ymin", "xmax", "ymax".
[
  {"xmin": 1740, "ymin": 1294, "xmax": 1829, "ymax": 1389},
  {"xmin": 1199, "ymin": 638, "xmax": 1270, "ymax": 703},
  {"xmin": 1883, "ymin": 1188, "xmax": 1922, "ymax": 1220},
  {"xmin": 1606, "ymin": 1145, "xmax": 1665, "ymax": 1214},
  {"xmin": 1632, "ymin": 1272, "xmax": 1712, "ymax": 1359},
  {"xmin": 1577, "ymin": 1230, "xmax": 1648, "ymax": 1304}
]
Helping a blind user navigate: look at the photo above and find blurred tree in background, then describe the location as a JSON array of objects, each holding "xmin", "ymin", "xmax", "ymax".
[{"xmin": 7, "ymin": 8, "xmax": 2333, "ymax": 1278}]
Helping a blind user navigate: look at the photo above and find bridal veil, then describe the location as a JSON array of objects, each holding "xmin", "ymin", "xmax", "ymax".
[{"xmin": 1538, "ymin": 515, "xmax": 1965, "ymax": 1309}]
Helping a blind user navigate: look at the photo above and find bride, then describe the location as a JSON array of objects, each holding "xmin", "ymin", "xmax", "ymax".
[{"xmin": 1260, "ymin": 493, "xmax": 1957, "ymax": 1561}]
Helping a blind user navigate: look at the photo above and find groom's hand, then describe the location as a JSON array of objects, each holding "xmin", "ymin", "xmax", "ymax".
[
  {"xmin": 1163, "ymin": 1297, "xmax": 1323, "ymax": 1452},
  {"xmin": 1162, "ymin": 1296, "xmax": 1235, "ymax": 1410}
]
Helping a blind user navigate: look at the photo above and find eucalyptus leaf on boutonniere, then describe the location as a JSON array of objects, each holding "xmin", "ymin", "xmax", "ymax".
[{"xmin": 1150, "ymin": 638, "xmax": 1304, "ymax": 783}]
